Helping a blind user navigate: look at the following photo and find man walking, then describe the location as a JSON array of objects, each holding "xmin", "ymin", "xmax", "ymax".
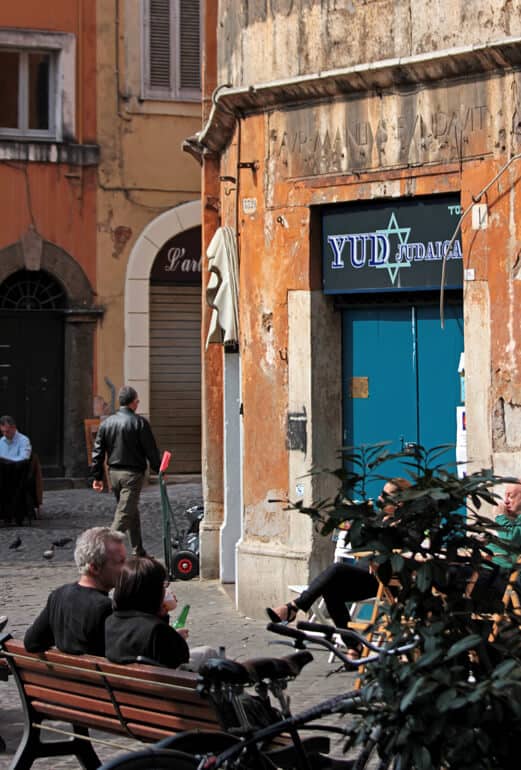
[
  {"xmin": 24, "ymin": 527, "xmax": 126, "ymax": 655},
  {"xmin": 91, "ymin": 385, "xmax": 161, "ymax": 556}
]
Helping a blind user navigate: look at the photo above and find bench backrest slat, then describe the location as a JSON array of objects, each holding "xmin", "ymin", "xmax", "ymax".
[
  {"xmin": 25, "ymin": 685, "xmax": 120, "ymax": 718},
  {"xmin": 97, "ymin": 658, "xmax": 203, "ymax": 687},
  {"xmin": 113, "ymin": 689, "xmax": 217, "ymax": 719},
  {"xmin": 118, "ymin": 704, "xmax": 220, "ymax": 731},
  {"xmin": 31, "ymin": 701, "xmax": 125, "ymax": 735},
  {"xmin": 20, "ymin": 670, "xmax": 111, "ymax": 701}
]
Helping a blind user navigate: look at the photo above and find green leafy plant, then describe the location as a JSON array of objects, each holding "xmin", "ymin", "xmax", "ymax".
[{"xmin": 295, "ymin": 445, "xmax": 521, "ymax": 769}]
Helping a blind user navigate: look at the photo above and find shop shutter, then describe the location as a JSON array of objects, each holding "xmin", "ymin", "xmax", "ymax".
[{"xmin": 150, "ymin": 284, "xmax": 201, "ymax": 474}]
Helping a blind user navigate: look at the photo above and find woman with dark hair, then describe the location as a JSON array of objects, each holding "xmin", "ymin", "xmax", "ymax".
[
  {"xmin": 266, "ymin": 479, "xmax": 412, "ymax": 637},
  {"xmin": 105, "ymin": 556, "xmax": 216, "ymax": 670}
]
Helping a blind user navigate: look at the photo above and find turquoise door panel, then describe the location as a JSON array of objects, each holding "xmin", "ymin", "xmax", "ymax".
[
  {"xmin": 416, "ymin": 304, "xmax": 463, "ymax": 465},
  {"xmin": 343, "ymin": 307, "xmax": 418, "ymax": 449},
  {"xmin": 343, "ymin": 303, "xmax": 463, "ymax": 496}
]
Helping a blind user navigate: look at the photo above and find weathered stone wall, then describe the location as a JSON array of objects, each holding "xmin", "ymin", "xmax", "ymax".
[
  {"xmin": 228, "ymin": 70, "xmax": 521, "ymax": 615},
  {"xmin": 207, "ymin": 0, "xmax": 521, "ymax": 616},
  {"xmin": 218, "ymin": 0, "xmax": 521, "ymax": 86}
]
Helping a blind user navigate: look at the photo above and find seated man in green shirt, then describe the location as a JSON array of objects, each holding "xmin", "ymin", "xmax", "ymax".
[
  {"xmin": 491, "ymin": 481, "xmax": 521, "ymax": 570},
  {"xmin": 465, "ymin": 481, "xmax": 521, "ymax": 611}
]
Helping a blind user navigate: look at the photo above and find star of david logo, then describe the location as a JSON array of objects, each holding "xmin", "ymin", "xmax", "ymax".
[{"xmin": 375, "ymin": 213, "xmax": 411, "ymax": 285}]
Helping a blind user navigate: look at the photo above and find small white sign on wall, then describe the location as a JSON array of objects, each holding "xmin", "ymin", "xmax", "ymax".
[
  {"xmin": 242, "ymin": 198, "xmax": 257, "ymax": 215},
  {"xmin": 456, "ymin": 405, "xmax": 467, "ymax": 478}
]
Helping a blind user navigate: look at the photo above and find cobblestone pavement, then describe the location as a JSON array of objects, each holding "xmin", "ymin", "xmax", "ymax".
[{"xmin": 0, "ymin": 481, "xmax": 358, "ymax": 769}]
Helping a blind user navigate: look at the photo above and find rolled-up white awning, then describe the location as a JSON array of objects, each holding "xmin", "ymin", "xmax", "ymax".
[{"xmin": 206, "ymin": 226, "xmax": 239, "ymax": 348}]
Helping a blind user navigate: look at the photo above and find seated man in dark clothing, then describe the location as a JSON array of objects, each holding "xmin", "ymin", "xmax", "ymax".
[
  {"xmin": 0, "ymin": 415, "xmax": 32, "ymax": 524},
  {"xmin": 24, "ymin": 527, "xmax": 127, "ymax": 656}
]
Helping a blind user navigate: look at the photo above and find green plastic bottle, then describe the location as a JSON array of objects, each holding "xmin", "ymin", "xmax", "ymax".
[{"xmin": 172, "ymin": 604, "xmax": 190, "ymax": 629}]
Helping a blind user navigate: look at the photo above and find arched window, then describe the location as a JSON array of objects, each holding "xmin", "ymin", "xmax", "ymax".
[{"xmin": 0, "ymin": 270, "xmax": 67, "ymax": 310}]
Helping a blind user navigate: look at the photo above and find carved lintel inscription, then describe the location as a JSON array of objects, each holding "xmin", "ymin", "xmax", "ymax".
[{"xmin": 268, "ymin": 80, "xmax": 499, "ymax": 178}]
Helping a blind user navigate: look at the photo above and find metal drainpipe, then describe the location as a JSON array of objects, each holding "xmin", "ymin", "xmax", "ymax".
[{"xmin": 77, "ymin": 0, "xmax": 83, "ymax": 145}]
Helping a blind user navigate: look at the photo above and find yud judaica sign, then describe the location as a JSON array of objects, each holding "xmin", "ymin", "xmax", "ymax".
[{"xmin": 322, "ymin": 194, "xmax": 462, "ymax": 294}]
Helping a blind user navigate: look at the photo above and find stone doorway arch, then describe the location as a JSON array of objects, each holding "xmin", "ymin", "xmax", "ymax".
[
  {"xmin": 0, "ymin": 239, "xmax": 101, "ymax": 478},
  {"xmin": 124, "ymin": 200, "xmax": 201, "ymax": 428}
]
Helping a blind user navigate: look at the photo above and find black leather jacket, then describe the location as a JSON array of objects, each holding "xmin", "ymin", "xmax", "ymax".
[{"xmin": 90, "ymin": 408, "xmax": 161, "ymax": 479}]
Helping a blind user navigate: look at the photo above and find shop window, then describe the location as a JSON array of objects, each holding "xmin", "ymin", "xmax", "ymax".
[
  {"xmin": 0, "ymin": 30, "xmax": 75, "ymax": 142},
  {"xmin": 143, "ymin": 0, "xmax": 201, "ymax": 101}
]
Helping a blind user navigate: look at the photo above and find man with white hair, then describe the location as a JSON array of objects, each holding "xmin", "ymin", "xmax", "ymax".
[
  {"xmin": 24, "ymin": 527, "xmax": 126, "ymax": 655},
  {"xmin": 492, "ymin": 480, "xmax": 521, "ymax": 570}
]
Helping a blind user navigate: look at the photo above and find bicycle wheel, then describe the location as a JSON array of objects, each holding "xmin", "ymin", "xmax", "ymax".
[{"xmin": 99, "ymin": 747, "xmax": 200, "ymax": 770}]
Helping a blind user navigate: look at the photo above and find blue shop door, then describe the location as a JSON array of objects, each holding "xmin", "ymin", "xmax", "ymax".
[{"xmin": 342, "ymin": 303, "xmax": 463, "ymax": 497}]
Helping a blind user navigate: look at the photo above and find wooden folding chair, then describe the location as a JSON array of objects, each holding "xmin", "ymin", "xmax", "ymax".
[{"xmin": 489, "ymin": 558, "xmax": 521, "ymax": 642}]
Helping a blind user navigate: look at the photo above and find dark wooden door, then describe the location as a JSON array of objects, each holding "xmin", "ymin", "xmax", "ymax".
[{"xmin": 0, "ymin": 312, "xmax": 64, "ymax": 475}]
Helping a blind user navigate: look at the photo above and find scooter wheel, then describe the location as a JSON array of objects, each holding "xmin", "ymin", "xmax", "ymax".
[{"xmin": 172, "ymin": 550, "xmax": 199, "ymax": 581}]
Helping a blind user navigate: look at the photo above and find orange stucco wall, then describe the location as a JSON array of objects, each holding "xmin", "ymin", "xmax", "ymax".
[
  {"xmin": 211, "ymin": 96, "xmax": 521, "ymax": 615},
  {"xmin": 0, "ymin": 1, "xmax": 98, "ymax": 383},
  {"xmin": 0, "ymin": 1, "xmax": 97, "ymax": 143},
  {"xmin": 236, "ymin": 155, "xmax": 468, "ymax": 543},
  {"xmin": 236, "ymin": 148, "xmax": 521, "ymax": 515},
  {"xmin": 0, "ymin": 163, "xmax": 97, "ymax": 288}
]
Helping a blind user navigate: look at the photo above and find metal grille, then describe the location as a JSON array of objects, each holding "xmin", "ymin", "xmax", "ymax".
[{"xmin": 0, "ymin": 270, "xmax": 66, "ymax": 310}]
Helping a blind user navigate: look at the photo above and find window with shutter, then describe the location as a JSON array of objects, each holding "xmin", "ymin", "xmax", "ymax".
[
  {"xmin": 143, "ymin": 0, "xmax": 201, "ymax": 101},
  {"xmin": 0, "ymin": 29, "xmax": 74, "ymax": 142},
  {"xmin": 149, "ymin": 0, "xmax": 171, "ymax": 90}
]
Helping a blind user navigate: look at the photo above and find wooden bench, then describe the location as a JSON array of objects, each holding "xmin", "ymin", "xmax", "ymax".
[{"xmin": 1, "ymin": 637, "xmax": 222, "ymax": 770}]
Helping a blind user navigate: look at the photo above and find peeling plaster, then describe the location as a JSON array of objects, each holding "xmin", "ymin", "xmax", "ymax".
[
  {"xmin": 493, "ymin": 397, "xmax": 506, "ymax": 446},
  {"xmin": 513, "ymin": 248, "xmax": 521, "ymax": 277},
  {"xmin": 505, "ymin": 400, "xmax": 521, "ymax": 446},
  {"xmin": 245, "ymin": 490, "xmax": 289, "ymax": 541},
  {"xmin": 262, "ymin": 311, "xmax": 273, "ymax": 332},
  {"xmin": 492, "ymin": 396, "xmax": 521, "ymax": 448},
  {"xmin": 260, "ymin": 308, "xmax": 277, "ymax": 374}
]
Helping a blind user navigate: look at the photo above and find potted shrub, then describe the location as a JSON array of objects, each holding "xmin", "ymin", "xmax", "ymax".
[{"xmin": 295, "ymin": 445, "xmax": 521, "ymax": 770}]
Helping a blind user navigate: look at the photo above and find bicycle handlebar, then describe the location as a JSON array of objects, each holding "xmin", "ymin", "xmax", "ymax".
[
  {"xmin": 296, "ymin": 620, "xmax": 411, "ymax": 655},
  {"xmin": 297, "ymin": 620, "xmax": 369, "ymax": 645},
  {"xmin": 265, "ymin": 622, "xmax": 308, "ymax": 646},
  {"xmin": 267, "ymin": 620, "xmax": 419, "ymax": 668}
]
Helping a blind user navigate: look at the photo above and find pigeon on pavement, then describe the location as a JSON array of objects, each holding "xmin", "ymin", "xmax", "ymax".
[
  {"xmin": 52, "ymin": 537, "xmax": 73, "ymax": 548},
  {"xmin": 8, "ymin": 536, "xmax": 22, "ymax": 550},
  {"xmin": 43, "ymin": 545, "xmax": 55, "ymax": 560}
]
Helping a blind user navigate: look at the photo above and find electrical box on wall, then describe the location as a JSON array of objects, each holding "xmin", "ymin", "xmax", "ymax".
[{"xmin": 286, "ymin": 409, "xmax": 307, "ymax": 453}]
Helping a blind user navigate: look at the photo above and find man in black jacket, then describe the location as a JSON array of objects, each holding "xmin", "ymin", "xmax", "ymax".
[{"xmin": 91, "ymin": 385, "xmax": 161, "ymax": 556}]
